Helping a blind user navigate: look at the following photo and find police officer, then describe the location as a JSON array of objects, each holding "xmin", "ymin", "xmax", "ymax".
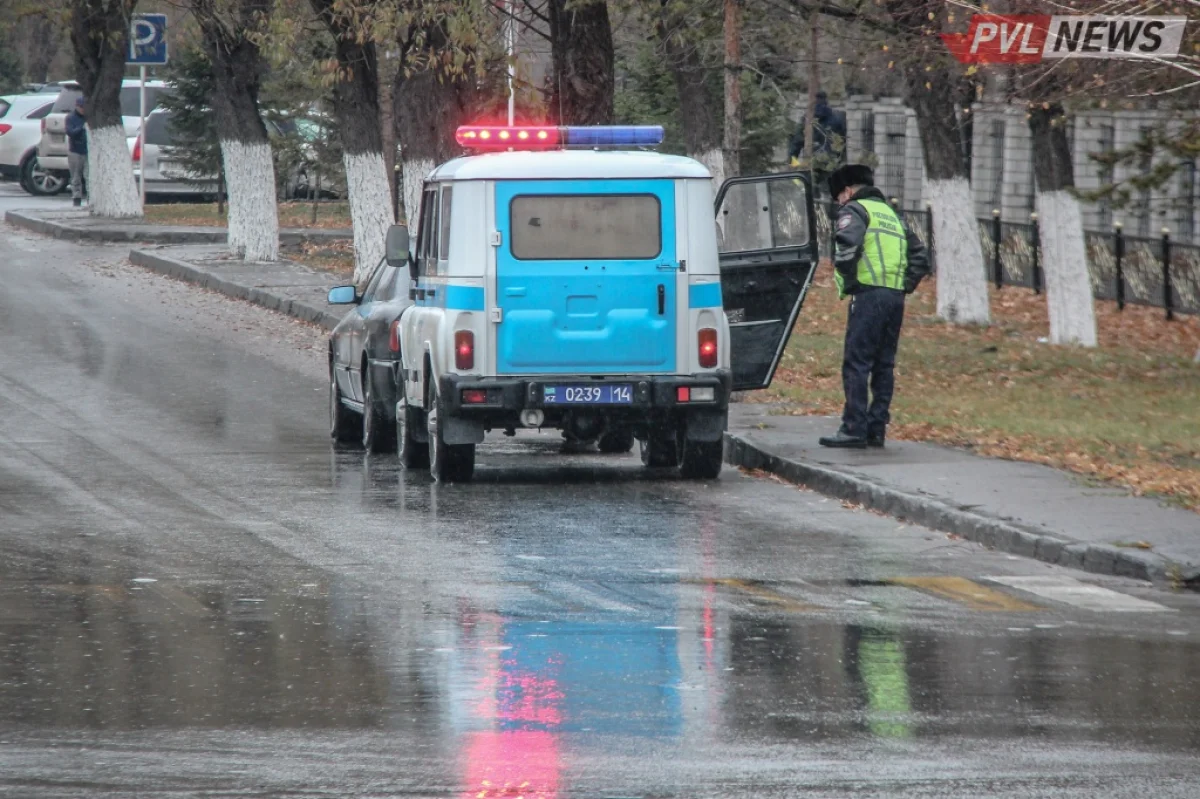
[{"xmin": 819, "ymin": 164, "xmax": 929, "ymax": 449}]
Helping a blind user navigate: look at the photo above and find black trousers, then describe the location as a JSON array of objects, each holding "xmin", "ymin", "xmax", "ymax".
[{"xmin": 841, "ymin": 287, "xmax": 905, "ymax": 439}]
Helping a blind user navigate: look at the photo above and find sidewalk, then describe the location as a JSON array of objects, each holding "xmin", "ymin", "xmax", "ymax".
[
  {"xmin": 4, "ymin": 208, "xmax": 351, "ymax": 246},
  {"xmin": 727, "ymin": 406, "xmax": 1200, "ymax": 587},
  {"xmin": 7, "ymin": 212, "xmax": 1198, "ymax": 589}
]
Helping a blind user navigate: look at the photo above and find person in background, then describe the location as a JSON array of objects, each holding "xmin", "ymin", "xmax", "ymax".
[
  {"xmin": 65, "ymin": 96, "xmax": 88, "ymax": 207},
  {"xmin": 819, "ymin": 164, "xmax": 929, "ymax": 450},
  {"xmin": 787, "ymin": 91, "xmax": 846, "ymax": 196}
]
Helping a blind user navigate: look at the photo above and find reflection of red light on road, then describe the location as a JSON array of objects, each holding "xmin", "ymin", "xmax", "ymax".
[
  {"xmin": 497, "ymin": 668, "xmax": 564, "ymax": 726},
  {"xmin": 463, "ymin": 730, "xmax": 559, "ymax": 799}
]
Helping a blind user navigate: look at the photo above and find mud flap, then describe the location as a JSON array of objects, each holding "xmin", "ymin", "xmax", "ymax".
[
  {"xmin": 443, "ymin": 416, "xmax": 485, "ymax": 445},
  {"xmin": 686, "ymin": 410, "xmax": 728, "ymax": 443}
]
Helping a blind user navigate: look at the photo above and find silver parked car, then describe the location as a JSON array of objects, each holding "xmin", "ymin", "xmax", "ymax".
[{"xmin": 131, "ymin": 110, "xmax": 219, "ymax": 197}]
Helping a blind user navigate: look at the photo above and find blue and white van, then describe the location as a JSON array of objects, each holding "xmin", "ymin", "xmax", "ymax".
[{"xmin": 383, "ymin": 125, "xmax": 817, "ymax": 482}]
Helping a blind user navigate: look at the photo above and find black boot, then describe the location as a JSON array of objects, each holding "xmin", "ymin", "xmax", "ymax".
[
  {"xmin": 72, "ymin": 197, "xmax": 82, "ymax": 207},
  {"xmin": 867, "ymin": 431, "xmax": 885, "ymax": 448},
  {"xmin": 819, "ymin": 429, "xmax": 867, "ymax": 449}
]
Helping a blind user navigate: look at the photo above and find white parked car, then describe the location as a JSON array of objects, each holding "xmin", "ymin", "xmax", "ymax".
[{"xmin": 0, "ymin": 92, "xmax": 60, "ymax": 194}]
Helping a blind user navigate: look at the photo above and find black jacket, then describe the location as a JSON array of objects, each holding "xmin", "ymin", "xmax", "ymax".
[
  {"xmin": 66, "ymin": 111, "xmax": 88, "ymax": 156},
  {"xmin": 833, "ymin": 187, "xmax": 930, "ymax": 295},
  {"xmin": 788, "ymin": 102, "xmax": 847, "ymax": 161}
]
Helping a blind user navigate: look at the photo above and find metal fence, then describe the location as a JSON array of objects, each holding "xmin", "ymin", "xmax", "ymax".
[{"xmin": 815, "ymin": 201, "xmax": 1199, "ymax": 317}]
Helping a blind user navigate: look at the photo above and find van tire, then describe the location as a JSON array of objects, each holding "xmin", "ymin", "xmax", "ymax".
[
  {"xmin": 598, "ymin": 430, "xmax": 635, "ymax": 454},
  {"xmin": 427, "ymin": 384, "xmax": 475, "ymax": 482},
  {"xmin": 680, "ymin": 439, "xmax": 723, "ymax": 480},
  {"xmin": 396, "ymin": 379, "xmax": 429, "ymax": 469}
]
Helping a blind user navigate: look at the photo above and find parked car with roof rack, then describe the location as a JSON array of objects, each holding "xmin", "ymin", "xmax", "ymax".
[{"xmin": 35, "ymin": 79, "xmax": 166, "ymax": 194}]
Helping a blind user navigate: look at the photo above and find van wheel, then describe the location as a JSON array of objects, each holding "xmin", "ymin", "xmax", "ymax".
[
  {"xmin": 427, "ymin": 385, "xmax": 475, "ymax": 482},
  {"xmin": 330, "ymin": 372, "xmax": 363, "ymax": 446},
  {"xmin": 680, "ymin": 439, "xmax": 724, "ymax": 480},
  {"xmin": 640, "ymin": 426, "xmax": 681, "ymax": 468},
  {"xmin": 396, "ymin": 379, "xmax": 429, "ymax": 469},
  {"xmin": 598, "ymin": 430, "xmax": 635, "ymax": 454},
  {"xmin": 362, "ymin": 368, "xmax": 397, "ymax": 454}
]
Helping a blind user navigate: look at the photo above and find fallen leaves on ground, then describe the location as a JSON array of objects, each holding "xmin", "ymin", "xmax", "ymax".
[{"xmin": 762, "ymin": 265, "xmax": 1200, "ymax": 512}]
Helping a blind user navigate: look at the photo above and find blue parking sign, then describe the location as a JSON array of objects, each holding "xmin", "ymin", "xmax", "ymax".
[{"xmin": 128, "ymin": 14, "xmax": 168, "ymax": 66}]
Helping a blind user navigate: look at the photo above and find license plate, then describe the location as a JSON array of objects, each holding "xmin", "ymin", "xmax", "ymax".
[{"xmin": 543, "ymin": 384, "xmax": 633, "ymax": 405}]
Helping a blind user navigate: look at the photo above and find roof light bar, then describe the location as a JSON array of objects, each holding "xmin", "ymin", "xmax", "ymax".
[{"xmin": 455, "ymin": 125, "xmax": 664, "ymax": 151}]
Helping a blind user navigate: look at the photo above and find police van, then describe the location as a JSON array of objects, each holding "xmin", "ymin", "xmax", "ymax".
[{"xmin": 378, "ymin": 124, "xmax": 816, "ymax": 482}]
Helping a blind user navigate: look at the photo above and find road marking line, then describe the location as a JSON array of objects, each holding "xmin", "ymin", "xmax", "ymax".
[
  {"xmin": 711, "ymin": 578, "xmax": 820, "ymax": 613},
  {"xmin": 984, "ymin": 575, "xmax": 1174, "ymax": 613},
  {"xmin": 889, "ymin": 576, "xmax": 1043, "ymax": 611}
]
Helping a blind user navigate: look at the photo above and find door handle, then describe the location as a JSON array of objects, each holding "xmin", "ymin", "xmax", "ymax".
[
  {"xmin": 657, "ymin": 262, "xmax": 678, "ymax": 271},
  {"xmin": 657, "ymin": 284, "xmax": 665, "ymax": 315}
]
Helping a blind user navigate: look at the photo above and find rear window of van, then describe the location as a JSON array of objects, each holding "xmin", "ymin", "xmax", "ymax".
[{"xmin": 510, "ymin": 194, "xmax": 661, "ymax": 260}]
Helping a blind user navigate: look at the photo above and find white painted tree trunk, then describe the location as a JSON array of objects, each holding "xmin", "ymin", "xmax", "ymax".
[
  {"xmin": 343, "ymin": 151, "xmax": 393, "ymax": 284},
  {"xmin": 401, "ymin": 157, "xmax": 435, "ymax": 229},
  {"xmin": 928, "ymin": 177, "xmax": 990, "ymax": 325},
  {"xmin": 86, "ymin": 124, "xmax": 141, "ymax": 219},
  {"xmin": 1037, "ymin": 190, "xmax": 1097, "ymax": 347},
  {"xmin": 220, "ymin": 139, "xmax": 279, "ymax": 262},
  {"xmin": 693, "ymin": 148, "xmax": 726, "ymax": 192}
]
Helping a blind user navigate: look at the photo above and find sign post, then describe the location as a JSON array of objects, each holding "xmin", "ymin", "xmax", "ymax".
[{"xmin": 127, "ymin": 14, "xmax": 168, "ymax": 209}]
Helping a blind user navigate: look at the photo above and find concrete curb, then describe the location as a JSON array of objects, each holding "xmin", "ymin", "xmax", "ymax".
[
  {"xmin": 5, "ymin": 209, "xmax": 351, "ymax": 247},
  {"xmin": 128, "ymin": 249, "xmax": 343, "ymax": 330},
  {"xmin": 724, "ymin": 433, "xmax": 1198, "ymax": 589}
]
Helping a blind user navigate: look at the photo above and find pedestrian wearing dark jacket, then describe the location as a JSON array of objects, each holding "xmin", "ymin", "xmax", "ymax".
[
  {"xmin": 787, "ymin": 91, "xmax": 847, "ymax": 196},
  {"xmin": 819, "ymin": 164, "xmax": 930, "ymax": 449},
  {"xmin": 65, "ymin": 96, "xmax": 88, "ymax": 206}
]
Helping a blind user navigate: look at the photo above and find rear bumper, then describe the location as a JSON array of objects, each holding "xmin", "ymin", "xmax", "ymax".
[
  {"xmin": 441, "ymin": 371, "xmax": 731, "ymax": 413},
  {"xmin": 37, "ymin": 155, "xmax": 68, "ymax": 171}
]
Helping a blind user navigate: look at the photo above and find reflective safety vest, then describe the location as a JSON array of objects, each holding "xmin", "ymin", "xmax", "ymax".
[{"xmin": 835, "ymin": 198, "xmax": 907, "ymax": 297}]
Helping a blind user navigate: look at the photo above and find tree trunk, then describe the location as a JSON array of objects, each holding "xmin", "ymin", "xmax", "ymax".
[
  {"xmin": 21, "ymin": 13, "xmax": 57, "ymax": 84},
  {"xmin": 656, "ymin": 1, "xmax": 724, "ymax": 186},
  {"xmin": 394, "ymin": 22, "xmax": 475, "ymax": 227},
  {"xmin": 884, "ymin": 0, "xmax": 989, "ymax": 325},
  {"xmin": 547, "ymin": 0, "xmax": 614, "ymax": 125},
  {"xmin": 1030, "ymin": 101, "xmax": 1097, "ymax": 347},
  {"xmin": 378, "ymin": 47, "xmax": 399, "ymax": 223},
  {"xmin": 69, "ymin": 0, "xmax": 142, "ymax": 219},
  {"xmin": 195, "ymin": 0, "xmax": 279, "ymax": 262},
  {"xmin": 722, "ymin": 0, "xmax": 741, "ymax": 178},
  {"xmin": 311, "ymin": 0, "xmax": 393, "ymax": 284}
]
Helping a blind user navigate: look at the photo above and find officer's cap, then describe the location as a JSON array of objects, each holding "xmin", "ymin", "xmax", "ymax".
[{"xmin": 828, "ymin": 164, "xmax": 874, "ymax": 199}]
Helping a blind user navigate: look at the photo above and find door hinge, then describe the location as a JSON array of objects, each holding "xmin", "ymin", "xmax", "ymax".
[
  {"xmin": 489, "ymin": 308, "xmax": 503, "ymax": 323},
  {"xmin": 489, "ymin": 231, "xmax": 503, "ymax": 246}
]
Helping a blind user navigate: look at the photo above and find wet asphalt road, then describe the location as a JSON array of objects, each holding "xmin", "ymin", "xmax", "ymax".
[{"xmin": 3, "ymin": 185, "xmax": 1200, "ymax": 797}]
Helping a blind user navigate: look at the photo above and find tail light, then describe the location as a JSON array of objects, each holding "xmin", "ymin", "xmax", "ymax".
[
  {"xmin": 40, "ymin": 119, "xmax": 46, "ymax": 134},
  {"xmin": 0, "ymin": 124, "xmax": 11, "ymax": 136},
  {"xmin": 388, "ymin": 320, "xmax": 401, "ymax": 353},
  {"xmin": 454, "ymin": 330, "xmax": 474, "ymax": 370},
  {"xmin": 131, "ymin": 134, "xmax": 142, "ymax": 162},
  {"xmin": 698, "ymin": 328, "xmax": 718, "ymax": 368}
]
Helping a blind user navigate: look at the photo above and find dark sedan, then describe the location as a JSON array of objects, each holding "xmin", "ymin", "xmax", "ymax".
[{"xmin": 327, "ymin": 257, "xmax": 412, "ymax": 452}]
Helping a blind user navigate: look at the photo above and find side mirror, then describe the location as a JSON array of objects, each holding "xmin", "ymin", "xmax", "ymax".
[
  {"xmin": 385, "ymin": 224, "xmax": 410, "ymax": 267},
  {"xmin": 327, "ymin": 285, "xmax": 358, "ymax": 305}
]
